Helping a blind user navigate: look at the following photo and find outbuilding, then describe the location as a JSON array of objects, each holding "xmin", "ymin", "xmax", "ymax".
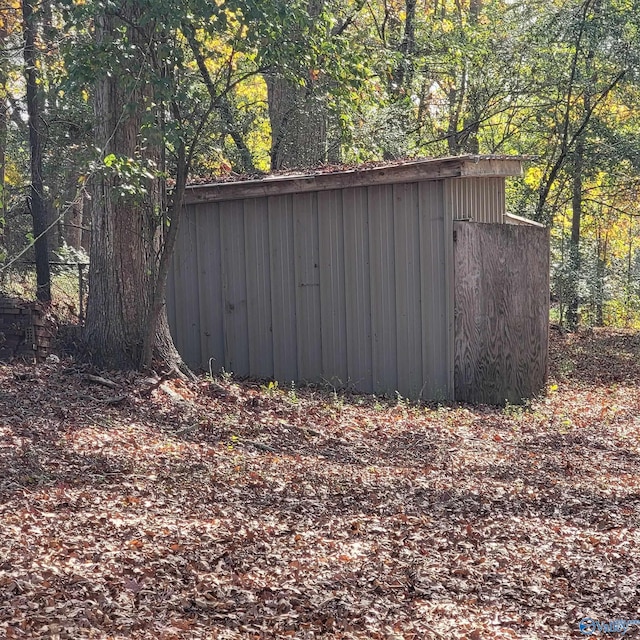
[{"xmin": 167, "ymin": 155, "xmax": 549, "ymax": 404}]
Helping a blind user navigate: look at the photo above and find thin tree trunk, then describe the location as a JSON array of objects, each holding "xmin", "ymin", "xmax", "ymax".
[
  {"xmin": 566, "ymin": 133, "xmax": 583, "ymax": 330},
  {"xmin": 626, "ymin": 214, "xmax": 633, "ymax": 326},
  {"xmin": 181, "ymin": 22, "xmax": 256, "ymax": 173},
  {"xmin": 0, "ymin": 21, "xmax": 8, "ymax": 246},
  {"xmin": 60, "ymin": 165, "xmax": 85, "ymax": 249},
  {"xmin": 22, "ymin": 0, "xmax": 51, "ymax": 302},
  {"xmin": 595, "ymin": 241, "xmax": 605, "ymax": 326},
  {"xmin": 392, "ymin": 0, "xmax": 416, "ymax": 92},
  {"xmin": 446, "ymin": 88, "xmax": 460, "ymax": 154}
]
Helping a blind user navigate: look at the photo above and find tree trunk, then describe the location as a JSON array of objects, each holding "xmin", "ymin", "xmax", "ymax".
[
  {"xmin": 84, "ymin": 5, "xmax": 182, "ymax": 371},
  {"xmin": 266, "ymin": 75, "xmax": 329, "ymax": 170},
  {"xmin": 566, "ymin": 134, "xmax": 583, "ymax": 330},
  {"xmin": 0, "ymin": 20, "xmax": 8, "ymax": 247},
  {"xmin": 61, "ymin": 171, "xmax": 84, "ymax": 249},
  {"xmin": 446, "ymin": 87, "xmax": 460, "ymax": 155},
  {"xmin": 266, "ymin": 0, "xmax": 332, "ymax": 170},
  {"xmin": 595, "ymin": 249, "xmax": 605, "ymax": 326},
  {"xmin": 22, "ymin": 0, "xmax": 51, "ymax": 302},
  {"xmin": 392, "ymin": 0, "xmax": 416, "ymax": 93}
]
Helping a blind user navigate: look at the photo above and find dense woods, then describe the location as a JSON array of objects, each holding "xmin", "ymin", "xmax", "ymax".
[{"xmin": 2, "ymin": 0, "xmax": 640, "ymax": 351}]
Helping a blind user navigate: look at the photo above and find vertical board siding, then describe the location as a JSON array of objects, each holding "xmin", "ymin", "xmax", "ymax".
[
  {"xmin": 268, "ymin": 195, "xmax": 298, "ymax": 382},
  {"xmin": 419, "ymin": 180, "xmax": 452, "ymax": 400},
  {"xmin": 342, "ymin": 187, "xmax": 373, "ymax": 392},
  {"xmin": 244, "ymin": 198, "xmax": 274, "ymax": 378},
  {"xmin": 318, "ymin": 190, "xmax": 348, "ymax": 385},
  {"xmin": 220, "ymin": 200, "xmax": 250, "ymax": 376},
  {"xmin": 454, "ymin": 222, "xmax": 549, "ymax": 404},
  {"xmin": 196, "ymin": 204, "xmax": 224, "ymax": 371},
  {"xmin": 393, "ymin": 182, "xmax": 423, "ymax": 399},
  {"xmin": 447, "ymin": 177, "xmax": 505, "ymax": 223},
  {"xmin": 443, "ymin": 185, "xmax": 456, "ymax": 398},
  {"xmin": 169, "ymin": 176, "xmax": 542, "ymax": 403},
  {"xmin": 368, "ymin": 184, "xmax": 398, "ymax": 395},
  {"xmin": 293, "ymin": 192, "xmax": 323, "ymax": 382},
  {"xmin": 172, "ymin": 207, "xmax": 201, "ymax": 366},
  {"xmin": 166, "ymin": 252, "xmax": 177, "ymax": 337}
]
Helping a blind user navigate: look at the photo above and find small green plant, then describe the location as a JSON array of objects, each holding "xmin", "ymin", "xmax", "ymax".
[
  {"xmin": 557, "ymin": 416, "xmax": 573, "ymax": 434},
  {"xmin": 261, "ymin": 380, "xmax": 279, "ymax": 395}
]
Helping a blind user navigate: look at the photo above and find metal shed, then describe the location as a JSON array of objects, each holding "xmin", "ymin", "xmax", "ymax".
[{"xmin": 167, "ymin": 155, "xmax": 549, "ymax": 403}]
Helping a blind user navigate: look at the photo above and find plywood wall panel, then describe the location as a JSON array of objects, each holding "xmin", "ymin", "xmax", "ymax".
[{"xmin": 454, "ymin": 222, "xmax": 549, "ymax": 404}]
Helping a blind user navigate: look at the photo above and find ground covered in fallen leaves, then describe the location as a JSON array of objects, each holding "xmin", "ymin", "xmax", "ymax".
[{"xmin": 2, "ymin": 327, "xmax": 640, "ymax": 639}]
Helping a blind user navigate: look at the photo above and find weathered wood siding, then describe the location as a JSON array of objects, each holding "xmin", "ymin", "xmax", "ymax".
[
  {"xmin": 169, "ymin": 181, "xmax": 455, "ymax": 400},
  {"xmin": 453, "ymin": 221, "xmax": 550, "ymax": 405}
]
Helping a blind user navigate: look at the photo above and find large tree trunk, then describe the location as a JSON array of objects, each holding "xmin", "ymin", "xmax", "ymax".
[
  {"xmin": 22, "ymin": 0, "xmax": 51, "ymax": 302},
  {"xmin": 266, "ymin": 0, "xmax": 334, "ymax": 170},
  {"xmin": 85, "ymin": 6, "xmax": 182, "ymax": 371},
  {"xmin": 266, "ymin": 75, "xmax": 329, "ymax": 170}
]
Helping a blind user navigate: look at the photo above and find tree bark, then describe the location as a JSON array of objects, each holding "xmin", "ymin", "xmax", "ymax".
[
  {"xmin": 392, "ymin": 0, "xmax": 416, "ymax": 93},
  {"xmin": 22, "ymin": 0, "xmax": 51, "ymax": 302},
  {"xmin": 566, "ymin": 134, "xmax": 583, "ymax": 330},
  {"xmin": 0, "ymin": 20, "xmax": 8, "ymax": 245},
  {"xmin": 595, "ymin": 239, "xmax": 605, "ymax": 326},
  {"xmin": 84, "ymin": 5, "xmax": 182, "ymax": 371},
  {"xmin": 266, "ymin": 75, "xmax": 329, "ymax": 170},
  {"xmin": 63, "ymin": 196, "xmax": 84, "ymax": 250},
  {"xmin": 266, "ymin": 0, "xmax": 332, "ymax": 170}
]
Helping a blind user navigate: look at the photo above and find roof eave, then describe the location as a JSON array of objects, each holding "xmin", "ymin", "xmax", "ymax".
[{"xmin": 182, "ymin": 155, "xmax": 524, "ymax": 205}]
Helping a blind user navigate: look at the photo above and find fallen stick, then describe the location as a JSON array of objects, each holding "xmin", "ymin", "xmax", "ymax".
[{"xmin": 85, "ymin": 374, "xmax": 119, "ymax": 389}]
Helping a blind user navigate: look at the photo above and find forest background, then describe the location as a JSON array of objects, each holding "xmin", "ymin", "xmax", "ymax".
[{"xmin": 1, "ymin": 0, "xmax": 640, "ymax": 332}]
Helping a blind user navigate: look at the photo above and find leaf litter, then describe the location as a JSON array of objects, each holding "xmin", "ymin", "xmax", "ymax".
[{"xmin": 1, "ymin": 327, "xmax": 640, "ymax": 639}]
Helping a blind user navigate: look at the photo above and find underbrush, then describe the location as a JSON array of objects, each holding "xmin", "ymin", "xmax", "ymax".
[{"xmin": 0, "ymin": 267, "xmax": 83, "ymax": 324}]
